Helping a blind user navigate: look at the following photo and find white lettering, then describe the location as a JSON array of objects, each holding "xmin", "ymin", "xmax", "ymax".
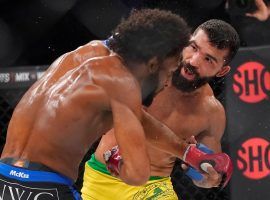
[
  {"xmin": 15, "ymin": 73, "xmax": 30, "ymax": 82},
  {"xmin": 0, "ymin": 179, "xmax": 59, "ymax": 200},
  {"xmin": 0, "ymin": 73, "xmax": 10, "ymax": 83},
  {"xmin": 9, "ymin": 170, "xmax": 29, "ymax": 179},
  {"xmin": 0, "ymin": 184, "xmax": 7, "ymax": 200},
  {"xmin": 8, "ymin": 186, "xmax": 16, "ymax": 200},
  {"xmin": 34, "ymin": 192, "xmax": 54, "ymax": 200},
  {"xmin": 26, "ymin": 191, "xmax": 33, "ymax": 200},
  {"xmin": 15, "ymin": 187, "xmax": 26, "ymax": 200}
]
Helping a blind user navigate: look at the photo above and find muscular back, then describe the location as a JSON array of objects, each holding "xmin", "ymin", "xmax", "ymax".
[{"xmin": 2, "ymin": 41, "xmax": 142, "ymax": 180}]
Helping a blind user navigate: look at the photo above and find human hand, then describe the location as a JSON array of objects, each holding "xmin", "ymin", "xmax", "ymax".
[
  {"xmin": 182, "ymin": 143, "xmax": 222, "ymax": 188},
  {"xmin": 183, "ymin": 145, "xmax": 233, "ymax": 188},
  {"xmin": 246, "ymin": 0, "xmax": 269, "ymax": 21},
  {"xmin": 182, "ymin": 163, "xmax": 222, "ymax": 188}
]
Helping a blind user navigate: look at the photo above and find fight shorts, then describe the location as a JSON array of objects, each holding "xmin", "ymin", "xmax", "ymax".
[
  {"xmin": 0, "ymin": 159, "xmax": 81, "ymax": 200},
  {"xmin": 81, "ymin": 154, "xmax": 178, "ymax": 200}
]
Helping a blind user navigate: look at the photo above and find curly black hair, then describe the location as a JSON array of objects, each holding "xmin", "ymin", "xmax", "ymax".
[
  {"xmin": 108, "ymin": 9, "xmax": 190, "ymax": 64},
  {"xmin": 194, "ymin": 19, "xmax": 240, "ymax": 65}
]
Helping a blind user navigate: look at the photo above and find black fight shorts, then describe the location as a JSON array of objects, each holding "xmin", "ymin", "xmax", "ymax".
[{"xmin": 0, "ymin": 161, "xmax": 81, "ymax": 200}]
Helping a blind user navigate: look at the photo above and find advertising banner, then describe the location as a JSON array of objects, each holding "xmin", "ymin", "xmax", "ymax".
[
  {"xmin": 225, "ymin": 45, "xmax": 270, "ymax": 200},
  {"xmin": 0, "ymin": 66, "xmax": 48, "ymax": 89}
]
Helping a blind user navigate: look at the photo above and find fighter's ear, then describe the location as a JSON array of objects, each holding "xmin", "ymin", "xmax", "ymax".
[
  {"xmin": 216, "ymin": 65, "xmax": 230, "ymax": 77},
  {"xmin": 147, "ymin": 57, "xmax": 159, "ymax": 74}
]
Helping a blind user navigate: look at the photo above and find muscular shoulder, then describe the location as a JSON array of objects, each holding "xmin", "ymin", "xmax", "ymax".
[
  {"xmin": 203, "ymin": 84, "xmax": 225, "ymax": 118},
  {"xmin": 193, "ymin": 87, "xmax": 226, "ymax": 152},
  {"xmin": 71, "ymin": 40, "xmax": 110, "ymax": 63},
  {"xmin": 205, "ymin": 96, "xmax": 225, "ymax": 116},
  {"xmin": 45, "ymin": 40, "xmax": 110, "ymax": 78},
  {"xmin": 84, "ymin": 56, "xmax": 142, "ymax": 107},
  {"xmin": 203, "ymin": 85, "xmax": 225, "ymax": 117},
  {"xmin": 202, "ymin": 93, "xmax": 226, "ymax": 140}
]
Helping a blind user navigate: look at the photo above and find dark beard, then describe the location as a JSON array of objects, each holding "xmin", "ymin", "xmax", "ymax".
[
  {"xmin": 141, "ymin": 74, "xmax": 159, "ymax": 107},
  {"xmin": 172, "ymin": 62, "xmax": 212, "ymax": 93}
]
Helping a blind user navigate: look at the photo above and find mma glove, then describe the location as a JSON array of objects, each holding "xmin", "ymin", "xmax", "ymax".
[
  {"xmin": 185, "ymin": 143, "xmax": 214, "ymax": 181},
  {"xmin": 103, "ymin": 146, "xmax": 122, "ymax": 177},
  {"xmin": 183, "ymin": 144, "xmax": 233, "ymax": 188}
]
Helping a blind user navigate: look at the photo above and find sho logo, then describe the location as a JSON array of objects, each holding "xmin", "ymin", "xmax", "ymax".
[
  {"xmin": 237, "ymin": 137, "xmax": 270, "ymax": 180},
  {"xmin": 9, "ymin": 170, "xmax": 29, "ymax": 179},
  {"xmin": 233, "ymin": 61, "xmax": 270, "ymax": 103}
]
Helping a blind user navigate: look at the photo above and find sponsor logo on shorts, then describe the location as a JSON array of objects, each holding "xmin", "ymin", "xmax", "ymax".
[
  {"xmin": 132, "ymin": 181, "xmax": 177, "ymax": 200},
  {"xmin": 9, "ymin": 170, "xmax": 29, "ymax": 179},
  {"xmin": 0, "ymin": 178, "xmax": 59, "ymax": 200},
  {"xmin": 232, "ymin": 61, "xmax": 270, "ymax": 103},
  {"xmin": 237, "ymin": 137, "xmax": 270, "ymax": 180}
]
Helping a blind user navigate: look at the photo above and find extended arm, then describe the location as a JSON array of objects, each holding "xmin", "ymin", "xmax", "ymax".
[
  {"xmin": 185, "ymin": 101, "xmax": 227, "ymax": 188},
  {"xmin": 196, "ymin": 106, "xmax": 225, "ymax": 153},
  {"xmin": 110, "ymin": 99, "xmax": 150, "ymax": 185},
  {"xmin": 141, "ymin": 109, "xmax": 189, "ymax": 158}
]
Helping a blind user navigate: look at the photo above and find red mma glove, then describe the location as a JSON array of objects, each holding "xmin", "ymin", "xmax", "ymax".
[
  {"xmin": 103, "ymin": 146, "xmax": 123, "ymax": 176},
  {"xmin": 183, "ymin": 145, "xmax": 233, "ymax": 188}
]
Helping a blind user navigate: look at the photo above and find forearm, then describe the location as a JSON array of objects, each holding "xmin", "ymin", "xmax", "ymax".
[
  {"xmin": 197, "ymin": 135, "xmax": 222, "ymax": 153},
  {"xmin": 141, "ymin": 109, "xmax": 189, "ymax": 158},
  {"xmin": 111, "ymin": 100, "xmax": 150, "ymax": 185}
]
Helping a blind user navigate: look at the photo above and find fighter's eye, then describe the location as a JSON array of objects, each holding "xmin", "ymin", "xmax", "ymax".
[
  {"xmin": 190, "ymin": 45, "xmax": 197, "ymax": 51},
  {"xmin": 205, "ymin": 56, "xmax": 213, "ymax": 64}
]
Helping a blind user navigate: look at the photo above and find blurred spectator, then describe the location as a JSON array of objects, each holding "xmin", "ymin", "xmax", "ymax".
[
  {"xmin": 246, "ymin": 0, "xmax": 270, "ymax": 21},
  {"xmin": 143, "ymin": 0, "xmax": 229, "ymax": 31},
  {"xmin": 228, "ymin": 0, "xmax": 270, "ymax": 46}
]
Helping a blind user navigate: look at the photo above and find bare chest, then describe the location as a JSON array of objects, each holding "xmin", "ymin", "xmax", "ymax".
[{"xmin": 159, "ymin": 109, "xmax": 209, "ymax": 139}]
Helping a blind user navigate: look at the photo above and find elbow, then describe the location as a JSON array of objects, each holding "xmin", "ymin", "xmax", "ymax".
[
  {"xmin": 123, "ymin": 172, "xmax": 150, "ymax": 186},
  {"xmin": 120, "ymin": 163, "xmax": 150, "ymax": 186}
]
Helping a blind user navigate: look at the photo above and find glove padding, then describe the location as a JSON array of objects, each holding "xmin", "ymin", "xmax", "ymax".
[
  {"xmin": 185, "ymin": 143, "xmax": 214, "ymax": 181},
  {"xmin": 103, "ymin": 146, "xmax": 122, "ymax": 176},
  {"xmin": 183, "ymin": 145, "xmax": 233, "ymax": 188}
]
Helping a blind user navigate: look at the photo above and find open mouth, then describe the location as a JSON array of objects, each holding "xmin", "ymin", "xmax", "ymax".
[{"xmin": 181, "ymin": 66, "xmax": 196, "ymax": 80}]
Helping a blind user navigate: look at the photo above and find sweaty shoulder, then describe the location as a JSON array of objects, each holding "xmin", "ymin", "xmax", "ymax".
[
  {"xmin": 84, "ymin": 55, "xmax": 142, "ymax": 106},
  {"xmin": 203, "ymin": 84, "xmax": 225, "ymax": 117},
  {"xmin": 70, "ymin": 40, "xmax": 111, "ymax": 64},
  {"xmin": 42, "ymin": 40, "xmax": 111, "ymax": 83}
]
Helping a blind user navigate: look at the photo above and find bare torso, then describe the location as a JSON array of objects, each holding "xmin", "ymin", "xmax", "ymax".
[
  {"xmin": 95, "ymin": 84, "xmax": 225, "ymax": 177},
  {"xmin": 1, "ymin": 41, "xmax": 140, "ymax": 180}
]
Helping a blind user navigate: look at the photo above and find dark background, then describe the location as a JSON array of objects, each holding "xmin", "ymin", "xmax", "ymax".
[{"xmin": 0, "ymin": 0, "xmax": 269, "ymax": 68}]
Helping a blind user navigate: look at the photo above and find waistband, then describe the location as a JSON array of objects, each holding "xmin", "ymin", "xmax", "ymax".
[
  {"xmin": 87, "ymin": 154, "xmax": 164, "ymax": 181},
  {"xmin": 0, "ymin": 161, "xmax": 73, "ymax": 185}
]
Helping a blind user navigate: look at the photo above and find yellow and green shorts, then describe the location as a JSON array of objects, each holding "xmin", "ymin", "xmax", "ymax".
[{"xmin": 81, "ymin": 154, "xmax": 178, "ymax": 200}]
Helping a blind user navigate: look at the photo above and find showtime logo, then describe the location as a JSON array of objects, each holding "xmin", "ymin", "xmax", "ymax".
[
  {"xmin": 237, "ymin": 137, "xmax": 270, "ymax": 180},
  {"xmin": 233, "ymin": 61, "xmax": 270, "ymax": 103}
]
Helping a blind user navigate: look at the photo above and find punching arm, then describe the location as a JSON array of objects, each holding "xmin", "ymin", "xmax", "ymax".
[
  {"xmin": 141, "ymin": 109, "xmax": 189, "ymax": 157},
  {"xmin": 109, "ymin": 99, "xmax": 150, "ymax": 186}
]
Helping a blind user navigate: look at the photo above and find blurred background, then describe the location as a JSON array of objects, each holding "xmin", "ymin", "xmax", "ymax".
[{"xmin": 0, "ymin": 0, "xmax": 269, "ymax": 199}]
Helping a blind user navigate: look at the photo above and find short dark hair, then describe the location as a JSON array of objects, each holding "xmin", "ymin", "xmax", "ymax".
[
  {"xmin": 108, "ymin": 9, "xmax": 190, "ymax": 63},
  {"xmin": 194, "ymin": 19, "xmax": 240, "ymax": 65}
]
